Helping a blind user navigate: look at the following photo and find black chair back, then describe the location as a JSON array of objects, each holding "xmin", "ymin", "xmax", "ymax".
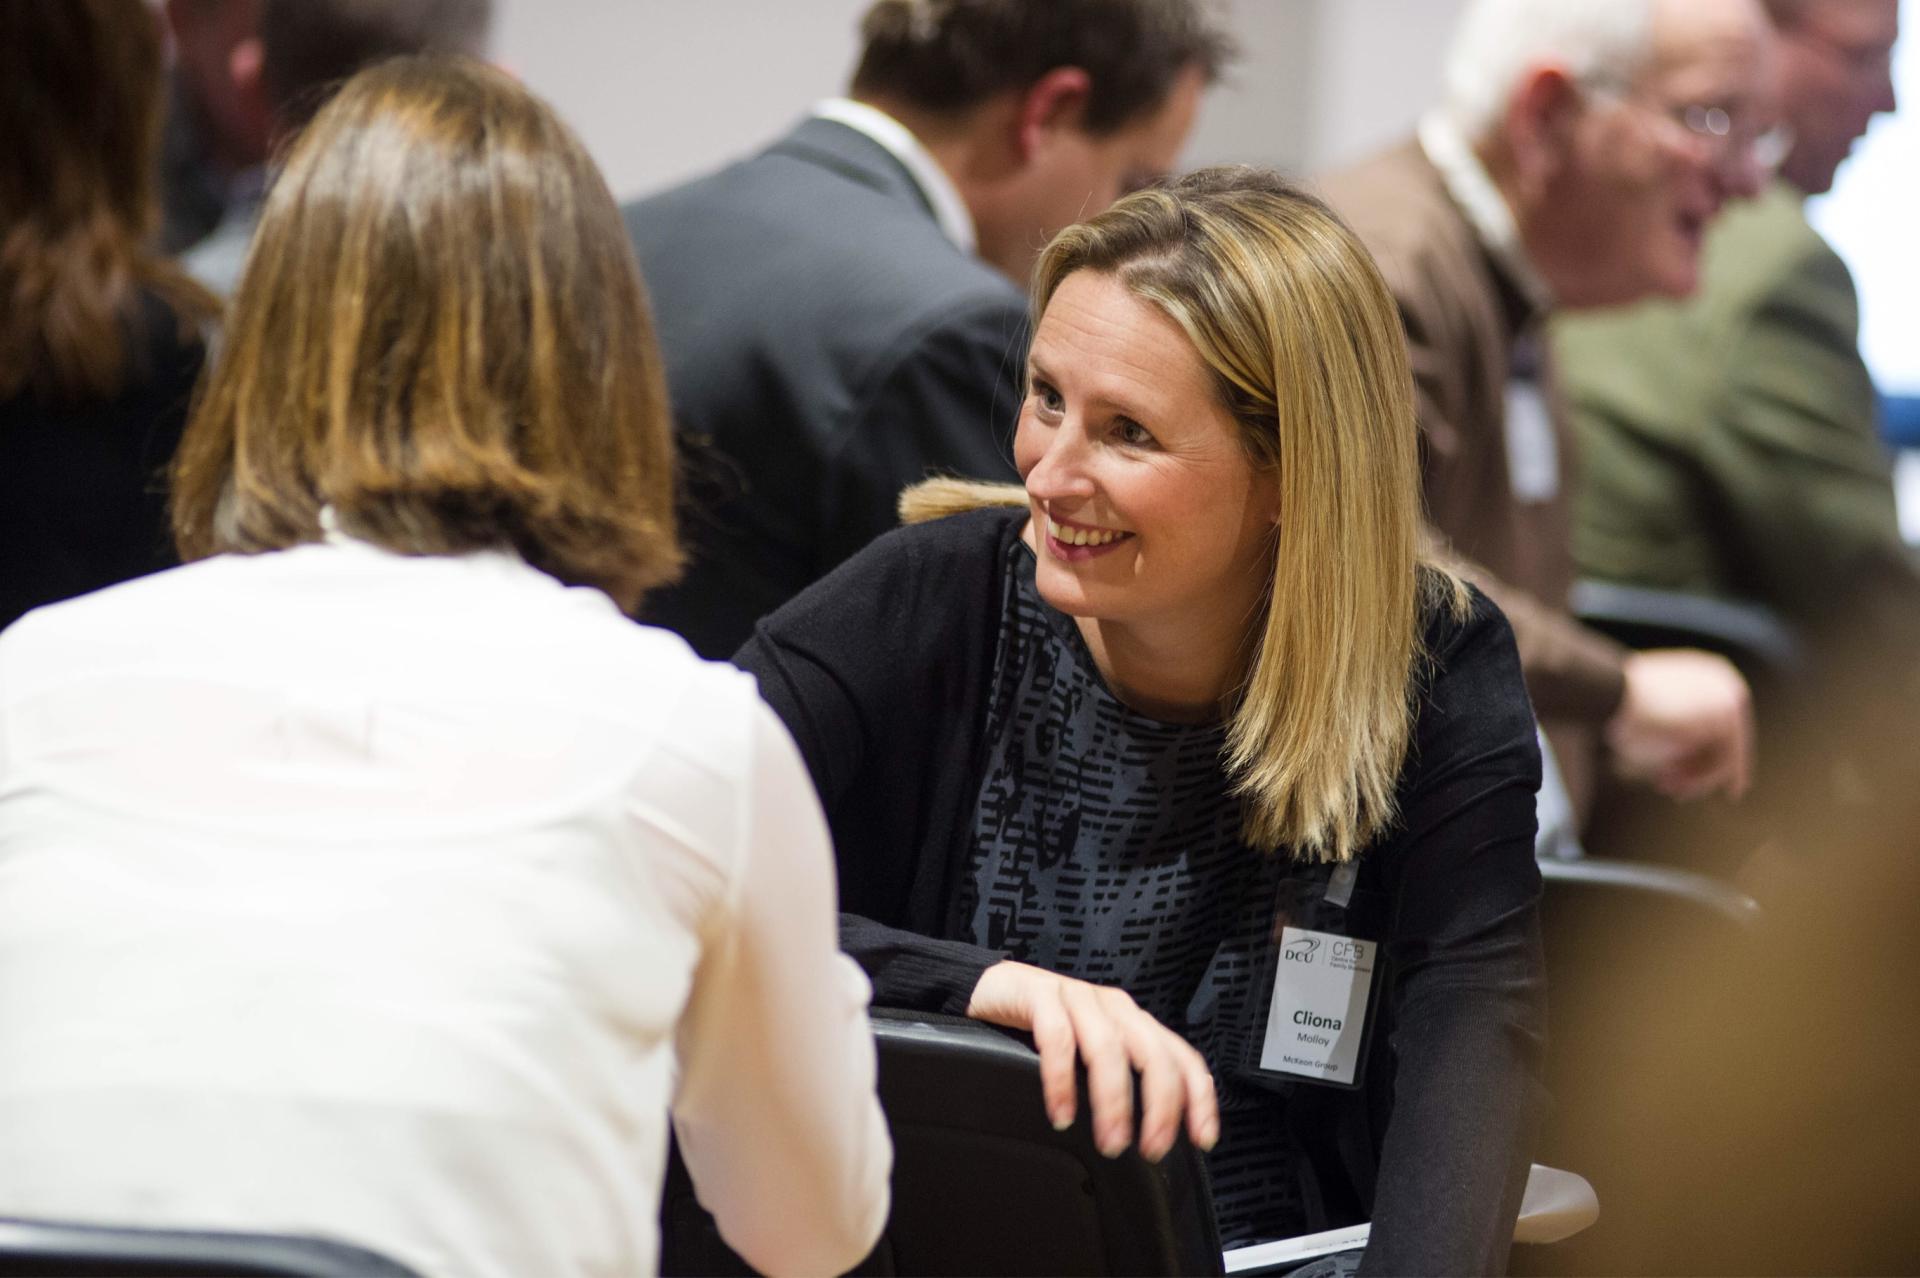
[{"xmin": 660, "ymin": 1008, "xmax": 1223, "ymax": 1276}]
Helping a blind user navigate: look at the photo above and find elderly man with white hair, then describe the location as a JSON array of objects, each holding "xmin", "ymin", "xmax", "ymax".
[
  {"xmin": 1555, "ymin": 0, "xmax": 1912, "ymax": 825},
  {"xmin": 1321, "ymin": 0, "xmax": 1777, "ymax": 847}
]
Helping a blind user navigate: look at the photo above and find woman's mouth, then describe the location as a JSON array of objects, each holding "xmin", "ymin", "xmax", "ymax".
[{"xmin": 1044, "ymin": 514, "xmax": 1134, "ymax": 559}]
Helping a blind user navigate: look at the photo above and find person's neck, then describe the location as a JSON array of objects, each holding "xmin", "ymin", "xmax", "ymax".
[
  {"xmin": 1072, "ymin": 613, "xmax": 1252, "ymax": 725},
  {"xmin": 1472, "ymin": 133, "xmax": 1565, "ymax": 310},
  {"xmin": 854, "ymin": 91, "xmax": 1026, "ymax": 280}
]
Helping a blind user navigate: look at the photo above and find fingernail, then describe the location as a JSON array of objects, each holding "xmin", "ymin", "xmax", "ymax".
[
  {"xmin": 1098, "ymin": 1129, "xmax": 1127, "ymax": 1159},
  {"xmin": 1050, "ymin": 1109, "xmax": 1072, "ymax": 1132},
  {"xmin": 1199, "ymin": 1119, "xmax": 1220, "ymax": 1152}
]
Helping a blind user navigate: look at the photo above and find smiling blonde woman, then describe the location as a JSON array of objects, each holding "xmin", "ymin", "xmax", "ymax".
[{"xmin": 739, "ymin": 167, "xmax": 1547, "ymax": 1271}]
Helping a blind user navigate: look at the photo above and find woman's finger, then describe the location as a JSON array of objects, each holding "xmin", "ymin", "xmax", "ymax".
[
  {"xmin": 1124, "ymin": 1009, "xmax": 1185, "ymax": 1163},
  {"xmin": 1176, "ymin": 1037, "xmax": 1220, "ymax": 1152},
  {"xmin": 1061, "ymin": 980, "xmax": 1133, "ymax": 1158},
  {"xmin": 1027, "ymin": 976, "xmax": 1080, "ymax": 1133}
]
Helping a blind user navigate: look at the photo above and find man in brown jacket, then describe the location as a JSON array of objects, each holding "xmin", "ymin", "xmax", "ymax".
[{"xmin": 1320, "ymin": 0, "xmax": 1775, "ymax": 828}]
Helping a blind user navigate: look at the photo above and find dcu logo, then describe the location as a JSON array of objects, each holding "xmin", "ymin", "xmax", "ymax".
[{"xmin": 1283, "ymin": 936, "xmax": 1321, "ymax": 963}]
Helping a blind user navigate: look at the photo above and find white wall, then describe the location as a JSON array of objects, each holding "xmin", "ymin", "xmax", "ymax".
[
  {"xmin": 496, "ymin": 0, "xmax": 1464, "ymax": 203},
  {"xmin": 1807, "ymin": 0, "xmax": 1920, "ymax": 395},
  {"xmin": 494, "ymin": 0, "xmax": 869, "ymax": 202},
  {"xmin": 1302, "ymin": 0, "xmax": 1466, "ymax": 168}
]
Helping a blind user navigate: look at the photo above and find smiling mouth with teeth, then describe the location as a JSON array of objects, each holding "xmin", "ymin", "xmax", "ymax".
[{"xmin": 1046, "ymin": 515, "xmax": 1132, "ymax": 547}]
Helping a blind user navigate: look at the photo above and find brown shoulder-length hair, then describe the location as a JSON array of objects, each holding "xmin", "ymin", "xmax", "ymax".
[
  {"xmin": 909, "ymin": 167, "xmax": 1465, "ymax": 861},
  {"xmin": 0, "ymin": 0, "xmax": 217, "ymax": 401},
  {"xmin": 172, "ymin": 56, "xmax": 682, "ymax": 611}
]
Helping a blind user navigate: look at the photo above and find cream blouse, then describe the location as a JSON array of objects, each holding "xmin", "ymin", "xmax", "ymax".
[{"xmin": 0, "ymin": 531, "xmax": 890, "ymax": 1277}]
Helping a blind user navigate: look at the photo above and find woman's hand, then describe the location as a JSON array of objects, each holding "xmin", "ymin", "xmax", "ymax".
[{"xmin": 966, "ymin": 960, "xmax": 1219, "ymax": 1163}]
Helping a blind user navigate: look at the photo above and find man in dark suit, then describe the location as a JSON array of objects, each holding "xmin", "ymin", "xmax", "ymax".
[
  {"xmin": 1318, "ymin": 0, "xmax": 1775, "ymax": 835},
  {"xmin": 626, "ymin": 0, "xmax": 1226, "ymax": 658}
]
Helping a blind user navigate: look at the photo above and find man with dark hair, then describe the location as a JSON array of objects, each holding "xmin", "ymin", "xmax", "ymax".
[
  {"xmin": 1556, "ymin": 0, "xmax": 1911, "ymax": 722},
  {"xmin": 626, "ymin": 0, "xmax": 1228, "ymax": 658},
  {"xmin": 174, "ymin": 0, "xmax": 493, "ymax": 294}
]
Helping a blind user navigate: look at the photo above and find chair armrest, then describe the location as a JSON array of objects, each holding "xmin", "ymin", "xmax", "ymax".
[
  {"xmin": 1571, "ymin": 579, "xmax": 1802, "ymax": 673},
  {"xmin": 1538, "ymin": 857, "xmax": 1762, "ymax": 928}
]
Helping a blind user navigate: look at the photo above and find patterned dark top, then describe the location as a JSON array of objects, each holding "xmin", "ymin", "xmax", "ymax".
[
  {"xmin": 740, "ymin": 507, "xmax": 1546, "ymax": 1274},
  {"xmin": 959, "ymin": 538, "xmax": 1354, "ymax": 1245}
]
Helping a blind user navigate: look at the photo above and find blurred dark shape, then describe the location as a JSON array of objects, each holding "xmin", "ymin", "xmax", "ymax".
[
  {"xmin": 0, "ymin": 0, "xmax": 217, "ymax": 632},
  {"xmin": 1524, "ymin": 643, "xmax": 1920, "ymax": 1275}
]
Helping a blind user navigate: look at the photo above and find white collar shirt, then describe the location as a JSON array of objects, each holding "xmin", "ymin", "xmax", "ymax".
[
  {"xmin": 1418, "ymin": 111, "xmax": 1555, "ymax": 316},
  {"xmin": 813, "ymin": 96, "xmax": 978, "ymax": 254}
]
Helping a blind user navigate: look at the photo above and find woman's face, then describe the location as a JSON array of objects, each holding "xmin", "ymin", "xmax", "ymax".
[{"xmin": 1015, "ymin": 270, "xmax": 1279, "ymax": 643}]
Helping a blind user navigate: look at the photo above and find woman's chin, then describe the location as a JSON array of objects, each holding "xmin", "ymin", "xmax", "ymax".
[{"xmin": 1032, "ymin": 570, "xmax": 1102, "ymax": 620}]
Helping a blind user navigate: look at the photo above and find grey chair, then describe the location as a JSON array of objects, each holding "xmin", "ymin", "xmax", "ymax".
[
  {"xmin": 1569, "ymin": 580, "xmax": 1802, "ymax": 677},
  {"xmin": 0, "ymin": 1217, "xmax": 419, "ymax": 1277}
]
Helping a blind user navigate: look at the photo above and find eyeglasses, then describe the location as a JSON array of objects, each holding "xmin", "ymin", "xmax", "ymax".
[
  {"xmin": 1670, "ymin": 103, "xmax": 1794, "ymax": 175},
  {"xmin": 1586, "ymin": 83, "xmax": 1793, "ymax": 178}
]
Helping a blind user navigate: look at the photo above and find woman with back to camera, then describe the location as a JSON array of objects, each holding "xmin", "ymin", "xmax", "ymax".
[
  {"xmin": 738, "ymin": 168, "xmax": 1546, "ymax": 1273},
  {"xmin": 0, "ymin": 56, "xmax": 889, "ymax": 1278},
  {"xmin": 0, "ymin": 0, "xmax": 219, "ymax": 631}
]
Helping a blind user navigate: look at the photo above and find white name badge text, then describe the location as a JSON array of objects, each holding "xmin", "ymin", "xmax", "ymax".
[{"xmin": 1259, "ymin": 926, "xmax": 1376, "ymax": 1085}]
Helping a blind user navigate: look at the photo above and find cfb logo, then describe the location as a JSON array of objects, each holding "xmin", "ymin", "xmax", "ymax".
[{"xmin": 1332, "ymin": 939, "xmax": 1366, "ymax": 964}]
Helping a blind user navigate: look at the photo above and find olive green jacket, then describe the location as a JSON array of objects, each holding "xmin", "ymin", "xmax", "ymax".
[{"xmin": 1554, "ymin": 183, "xmax": 1920, "ymax": 660}]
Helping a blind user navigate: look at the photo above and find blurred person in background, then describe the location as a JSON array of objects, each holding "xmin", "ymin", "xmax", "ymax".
[
  {"xmin": 173, "ymin": 0, "xmax": 494, "ymax": 296},
  {"xmin": 627, "ymin": 0, "xmax": 1229, "ymax": 659},
  {"xmin": 0, "ymin": 0, "xmax": 218, "ymax": 633},
  {"xmin": 1319, "ymin": 0, "xmax": 1777, "ymax": 850},
  {"xmin": 0, "ymin": 56, "xmax": 890, "ymax": 1278},
  {"xmin": 158, "ymin": 0, "xmax": 266, "ymax": 254},
  {"xmin": 1554, "ymin": 0, "xmax": 1915, "ymax": 818}
]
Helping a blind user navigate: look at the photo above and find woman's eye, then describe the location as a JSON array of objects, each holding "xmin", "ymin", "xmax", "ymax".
[
  {"xmin": 1031, "ymin": 381, "xmax": 1064, "ymax": 414},
  {"xmin": 1115, "ymin": 418, "xmax": 1155, "ymax": 447}
]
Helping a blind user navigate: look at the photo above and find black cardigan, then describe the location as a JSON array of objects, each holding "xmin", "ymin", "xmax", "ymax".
[
  {"xmin": 1, "ymin": 289, "xmax": 205, "ymax": 632},
  {"xmin": 736, "ymin": 506, "xmax": 1547, "ymax": 1274}
]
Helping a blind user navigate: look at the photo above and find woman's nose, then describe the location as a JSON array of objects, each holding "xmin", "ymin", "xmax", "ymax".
[{"xmin": 1023, "ymin": 423, "xmax": 1098, "ymax": 501}]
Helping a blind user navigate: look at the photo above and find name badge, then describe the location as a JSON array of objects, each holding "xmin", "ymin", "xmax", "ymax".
[{"xmin": 1258, "ymin": 926, "xmax": 1376, "ymax": 1086}]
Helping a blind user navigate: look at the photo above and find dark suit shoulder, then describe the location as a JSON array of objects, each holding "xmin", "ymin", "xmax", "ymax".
[{"xmin": 624, "ymin": 121, "xmax": 1020, "ymax": 340}]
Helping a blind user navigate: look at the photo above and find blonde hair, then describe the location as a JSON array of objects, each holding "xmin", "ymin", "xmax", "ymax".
[
  {"xmin": 171, "ymin": 56, "xmax": 680, "ymax": 611},
  {"xmin": 913, "ymin": 167, "xmax": 1462, "ymax": 860}
]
